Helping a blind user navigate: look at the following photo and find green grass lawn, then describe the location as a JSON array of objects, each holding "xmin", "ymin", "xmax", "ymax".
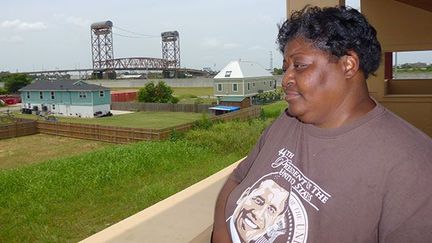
[
  {"xmin": 0, "ymin": 118, "xmax": 271, "ymax": 242},
  {"xmin": 172, "ymin": 87, "xmax": 216, "ymax": 104},
  {"xmin": 0, "ymin": 134, "xmax": 111, "ymax": 169},
  {"xmin": 14, "ymin": 111, "xmax": 203, "ymax": 129},
  {"xmin": 172, "ymin": 87, "xmax": 214, "ymax": 97}
]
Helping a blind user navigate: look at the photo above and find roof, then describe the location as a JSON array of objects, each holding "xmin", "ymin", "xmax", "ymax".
[
  {"xmin": 214, "ymin": 60, "xmax": 273, "ymax": 79},
  {"xmin": 220, "ymin": 96, "xmax": 246, "ymax": 102},
  {"xmin": 19, "ymin": 80, "xmax": 110, "ymax": 92},
  {"xmin": 208, "ymin": 105, "xmax": 240, "ymax": 111}
]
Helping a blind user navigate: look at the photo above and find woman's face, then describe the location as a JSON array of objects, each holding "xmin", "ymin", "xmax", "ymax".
[{"xmin": 282, "ymin": 37, "xmax": 350, "ymax": 127}]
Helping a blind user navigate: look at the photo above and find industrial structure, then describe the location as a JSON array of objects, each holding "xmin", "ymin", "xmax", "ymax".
[
  {"xmin": 161, "ymin": 31, "xmax": 181, "ymax": 75},
  {"xmin": 21, "ymin": 21, "xmax": 204, "ymax": 79},
  {"xmin": 91, "ymin": 21, "xmax": 115, "ymax": 79},
  {"xmin": 89, "ymin": 21, "xmax": 182, "ymax": 79}
]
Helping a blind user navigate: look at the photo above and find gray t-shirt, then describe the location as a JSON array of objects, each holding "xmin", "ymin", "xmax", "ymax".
[{"xmin": 225, "ymin": 103, "xmax": 432, "ymax": 243}]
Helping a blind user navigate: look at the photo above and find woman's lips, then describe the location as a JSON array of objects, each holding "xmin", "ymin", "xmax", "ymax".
[{"xmin": 284, "ymin": 90, "xmax": 301, "ymax": 101}]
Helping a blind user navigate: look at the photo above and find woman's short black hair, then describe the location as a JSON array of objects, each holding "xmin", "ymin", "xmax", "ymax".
[{"xmin": 277, "ymin": 5, "xmax": 381, "ymax": 79}]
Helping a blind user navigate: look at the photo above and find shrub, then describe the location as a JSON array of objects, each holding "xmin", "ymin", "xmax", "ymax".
[
  {"xmin": 169, "ymin": 129, "xmax": 185, "ymax": 141},
  {"xmin": 261, "ymin": 101, "xmax": 287, "ymax": 119},
  {"xmin": 138, "ymin": 81, "xmax": 176, "ymax": 103},
  {"xmin": 193, "ymin": 113, "xmax": 213, "ymax": 130},
  {"xmin": 0, "ymin": 87, "xmax": 7, "ymax": 95},
  {"xmin": 170, "ymin": 96, "xmax": 179, "ymax": 104}
]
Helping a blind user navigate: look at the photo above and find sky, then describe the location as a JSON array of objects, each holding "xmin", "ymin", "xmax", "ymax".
[{"xmin": 0, "ymin": 0, "xmax": 430, "ymax": 73}]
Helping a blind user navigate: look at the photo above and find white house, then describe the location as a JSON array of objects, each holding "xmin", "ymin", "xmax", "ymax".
[{"xmin": 213, "ymin": 60, "xmax": 276, "ymax": 107}]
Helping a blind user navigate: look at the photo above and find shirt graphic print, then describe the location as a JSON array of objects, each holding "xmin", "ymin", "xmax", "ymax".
[{"xmin": 227, "ymin": 148, "xmax": 331, "ymax": 243}]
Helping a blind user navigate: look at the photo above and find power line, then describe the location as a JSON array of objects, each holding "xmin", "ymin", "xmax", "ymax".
[
  {"xmin": 112, "ymin": 32, "xmax": 141, "ymax": 38},
  {"xmin": 113, "ymin": 26, "xmax": 159, "ymax": 38},
  {"xmin": 112, "ymin": 32, "xmax": 159, "ymax": 39}
]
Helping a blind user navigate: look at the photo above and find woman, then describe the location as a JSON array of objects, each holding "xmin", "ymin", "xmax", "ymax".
[{"xmin": 213, "ymin": 5, "xmax": 432, "ymax": 243}]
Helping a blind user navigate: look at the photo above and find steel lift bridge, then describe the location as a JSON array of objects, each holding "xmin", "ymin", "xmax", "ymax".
[
  {"xmin": 91, "ymin": 20, "xmax": 181, "ymax": 79},
  {"xmin": 23, "ymin": 20, "xmax": 205, "ymax": 79}
]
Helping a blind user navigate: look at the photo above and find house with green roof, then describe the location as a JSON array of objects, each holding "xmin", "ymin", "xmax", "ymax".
[
  {"xmin": 213, "ymin": 60, "xmax": 276, "ymax": 108},
  {"xmin": 19, "ymin": 80, "xmax": 111, "ymax": 118}
]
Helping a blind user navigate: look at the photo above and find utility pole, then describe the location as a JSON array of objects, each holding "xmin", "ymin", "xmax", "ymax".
[{"xmin": 269, "ymin": 51, "xmax": 273, "ymax": 71}]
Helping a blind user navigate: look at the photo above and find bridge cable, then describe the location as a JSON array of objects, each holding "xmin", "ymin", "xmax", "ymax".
[{"xmin": 112, "ymin": 26, "xmax": 159, "ymax": 38}]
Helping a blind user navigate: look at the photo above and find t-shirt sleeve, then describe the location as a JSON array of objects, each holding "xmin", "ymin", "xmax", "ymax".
[
  {"xmin": 379, "ymin": 158, "xmax": 432, "ymax": 243},
  {"xmin": 229, "ymin": 125, "xmax": 271, "ymax": 183}
]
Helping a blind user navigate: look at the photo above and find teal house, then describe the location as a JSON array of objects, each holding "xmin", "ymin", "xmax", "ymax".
[{"xmin": 19, "ymin": 80, "xmax": 111, "ymax": 118}]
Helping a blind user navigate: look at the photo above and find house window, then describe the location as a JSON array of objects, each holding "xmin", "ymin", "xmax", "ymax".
[
  {"xmin": 39, "ymin": 92, "xmax": 43, "ymax": 99},
  {"xmin": 232, "ymin": 83, "xmax": 238, "ymax": 92},
  {"xmin": 269, "ymin": 81, "xmax": 272, "ymax": 86},
  {"xmin": 52, "ymin": 104, "xmax": 55, "ymax": 110},
  {"xmin": 247, "ymin": 83, "xmax": 251, "ymax": 90},
  {"xmin": 26, "ymin": 92, "xmax": 30, "ymax": 99},
  {"xmin": 99, "ymin": 91, "xmax": 104, "ymax": 97},
  {"xmin": 225, "ymin": 71, "xmax": 232, "ymax": 77},
  {"xmin": 217, "ymin": 84, "xmax": 223, "ymax": 92},
  {"xmin": 253, "ymin": 82, "xmax": 255, "ymax": 87},
  {"xmin": 51, "ymin": 91, "xmax": 55, "ymax": 99},
  {"xmin": 79, "ymin": 92, "xmax": 87, "ymax": 98}
]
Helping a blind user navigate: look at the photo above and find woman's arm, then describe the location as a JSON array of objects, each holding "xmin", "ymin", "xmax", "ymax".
[{"xmin": 212, "ymin": 177, "xmax": 239, "ymax": 243}]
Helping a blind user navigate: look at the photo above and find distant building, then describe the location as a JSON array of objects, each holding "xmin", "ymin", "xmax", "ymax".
[
  {"xmin": 213, "ymin": 60, "xmax": 276, "ymax": 108},
  {"xmin": 19, "ymin": 80, "xmax": 111, "ymax": 118}
]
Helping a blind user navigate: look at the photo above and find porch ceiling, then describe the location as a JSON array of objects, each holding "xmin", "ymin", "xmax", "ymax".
[{"xmin": 394, "ymin": 0, "xmax": 432, "ymax": 12}]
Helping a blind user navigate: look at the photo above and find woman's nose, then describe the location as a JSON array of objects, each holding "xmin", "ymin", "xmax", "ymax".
[{"xmin": 282, "ymin": 69, "xmax": 295, "ymax": 87}]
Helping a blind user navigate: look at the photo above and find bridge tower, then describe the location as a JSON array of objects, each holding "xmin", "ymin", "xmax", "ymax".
[
  {"xmin": 161, "ymin": 31, "xmax": 180, "ymax": 77},
  {"xmin": 91, "ymin": 21, "xmax": 116, "ymax": 79}
]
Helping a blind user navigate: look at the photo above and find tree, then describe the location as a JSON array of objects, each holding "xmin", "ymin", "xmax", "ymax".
[
  {"xmin": 272, "ymin": 68, "xmax": 284, "ymax": 75},
  {"xmin": 138, "ymin": 81, "xmax": 178, "ymax": 103},
  {"xmin": 0, "ymin": 73, "xmax": 32, "ymax": 93},
  {"xmin": 138, "ymin": 82, "xmax": 157, "ymax": 102}
]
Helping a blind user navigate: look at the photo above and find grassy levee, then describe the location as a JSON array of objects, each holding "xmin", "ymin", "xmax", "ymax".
[{"xmin": 0, "ymin": 101, "xmax": 284, "ymax": 242}]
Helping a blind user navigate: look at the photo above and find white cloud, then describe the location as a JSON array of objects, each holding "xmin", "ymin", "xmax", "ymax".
[
  {"xmin": 201, "ymin": 38, "xmax": 241, "ymax": 49},
  {"xmin": 0, "ymin": 36, "xmax": 24, "ymax": 43},
  {"xmin": 54, "ymin": 14, "xmax": 90, "ymax": 28},
  {"xmin": 201, "ymin": 38, "xmax": 220, "ymax": 48},
  {"xmin": 249, "ymin": 45, "xmax": 266, "ymax": 51},
  {"xmin": 0, "ymin": 19, "xmax": 47, "ymax": 31},
  {"xmin": 256, "ymin": 13, "xmax": 273, "ymax": 24},
  {"xmin": 222, "ymin": 43, "xmax": 241, "ymax": 49}
]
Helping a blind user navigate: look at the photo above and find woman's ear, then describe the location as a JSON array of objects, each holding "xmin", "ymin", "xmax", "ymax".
[{"xmin": 342, "ymin": 50, "xmax": 360, "ymax": 79}]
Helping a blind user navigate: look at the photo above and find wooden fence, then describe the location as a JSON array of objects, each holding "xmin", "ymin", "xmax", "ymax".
[
  {"xmin": 37, "ymin": 122, "xmax": 163, "ymax": 143},
  {"xmin": 0, "ymin": 119, "xmax": 38, "ymax": 140},
  {"xmin": 37, "ymin": 106, "xmax": 262, "ymax": 143},
  {"xmin": 111, "ymin": 102, "xmax": 213, "ymax": 113},
  {"xmin": 1, "ymin": 106, "xmax": 261, "ymax": 143}
]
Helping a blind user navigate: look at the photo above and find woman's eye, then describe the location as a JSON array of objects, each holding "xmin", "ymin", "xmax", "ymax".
[{"xmin": 294, "ymin": 63, "xmax": 308, "ymax": 70}]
